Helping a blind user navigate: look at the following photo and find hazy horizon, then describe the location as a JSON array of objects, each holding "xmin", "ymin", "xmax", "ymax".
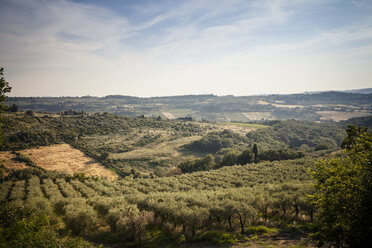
[
  {"xmin": 6, "ymin": 87, "xmax": 372, "ymax": 98},
  {"xmin": 1, "ymin": 0, "xmax": 372, "ymax": 97}
]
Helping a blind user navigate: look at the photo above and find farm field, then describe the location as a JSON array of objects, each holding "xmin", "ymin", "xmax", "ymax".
[
  {"xmin": 316, "ymin": 110, "xmax": 372, "ymax": 122},
  {"xmin": 21, "ymin": 144, "xmax": 116, "ymax": 180},
  {"xmin": 0, "ymin": 156, "xmax": 318, "ymax": 247}
]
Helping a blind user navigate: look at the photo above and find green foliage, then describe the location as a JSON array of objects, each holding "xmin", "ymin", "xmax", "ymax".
[
  {"xmin": 314, "ymin": 144, "xmax": 330, "ymax": 151},
  {"xmin": 178, "ymin": 154, "xmax": 215, "ymax": 173},
  {"xmin": 5, "ymin": 131, "xmax": 58, "ymax": 150},
  {"xmin": 8, "ymin": 104, "xmax": 18, "ymax": 113},
  {"xmin": 246, "ymin": 120, "xmax": 345, "ymax": 150},
  {"xmin": 220, "ymin": 150, "xmax": 239, "ymax": 167},
  {"xmin": 0, "ymin": 109, "xmax": 350, "ymax": 246},
  {"xmin": 63, "ymin": 201, "xmax": 98, "ymax": 236},
  {"xmin": 194, "ymin": 231, "xmax": 237, "ymax": 244},
  {"xmin": 0, "ymin": 202, "xmax": 93, "ymax": 248},
  {"xmin": 116, "ymin": 206, "xmax": 154, "ymax": 242},
  {"xmin": 311, "ymin": 125, "xmax": 372, "ymax": 247},
  {"xmin": 245, "ymin": 225, "xmax": 275, "ymax": 235},
  {"xmin": 0, "ymin": 68, "xmax": 11, "ymax": 110},
  {"xmin": 0, "ymin": 154, "xmax": 318, "ymax": 246},
  {"xmin": 185, "ymin": 129, "xmax": 248, "ymax": 153},
  {"xmin": 236, "ymin": 149, "xmax": 254, "ymax": 165},
  {"xmin": 0, "ymin": 68, "xmax": 11, "ymax": 149},
  {"xmin": 73, "ymin": 172, "xmax": 88, "ymax": 182},
  {"xmin": 11, "ymin": 152, "xmax": 36, "ymax": 167},
  {"xmin": 99, "ymin": 152, "xmax": 109, "ymax": 161},
  {"xmin": 252, "ymin": 144, "xmax": 258, "ymax": 161},
  {"xmin": 258, "ymin": 148, "xmax": 304, "ymax": 162}
]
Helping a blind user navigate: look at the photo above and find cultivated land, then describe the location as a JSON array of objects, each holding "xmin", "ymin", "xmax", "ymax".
[
  {"xmin": 316, "ymin": 110, "xmax": 372, "ymax": 122},
  {"xmin": 0, "ymin": 144, "xmax": 117, "ymax": 180},
  {"xmin": 1, "ymin": 111, "xmax": 371, "ymax": 247},
  {"xmin": 24, "ymin": 144, "xmax": 116, "ymax": 180}
]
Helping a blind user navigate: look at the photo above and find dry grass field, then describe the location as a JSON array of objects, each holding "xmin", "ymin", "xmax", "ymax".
[
  {"xmin": 317, "ymin": 111, "xmax": 372, "ymax": 122},
  {"xmin": 1, "ymin": 144, "xmax": 117, "ymax": 180}
]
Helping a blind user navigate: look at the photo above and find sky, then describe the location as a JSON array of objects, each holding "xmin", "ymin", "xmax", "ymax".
[{"xmin": 1, "ymin": 0, "xmax": 372, "ymax": 97}]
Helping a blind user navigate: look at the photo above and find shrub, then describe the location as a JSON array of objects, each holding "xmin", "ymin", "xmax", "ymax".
[
  {"xmin": 63, "ymin": 201, "xmax": 98, "ymax": 236},
  {"xmin": 258, "ymin": 148, "xmax": 304, "ymax": 162}
]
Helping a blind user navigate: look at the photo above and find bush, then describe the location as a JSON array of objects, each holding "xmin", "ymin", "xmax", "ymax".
[
  {"xmin": 314, "ymin": 144, "xmax": 330, "ymax": 151},
  {"xmin": 245, "ymin": 225, "xmax": 274, "ymax": 235},
  {"xmin": 236, "ymin": 149, "xmax": 254, "ymax": 165},
  {"xmin": 0, "ymin": 202, "xmax": 93, "ymax": 247},
  {"xmin": 258, "ymin": 148, "xmax": 304, "ymax": 162},
  {"xmin": 12, "ymin": 152, "xmax": 36, "ymax": 167},
  {"xmin": 312, "ymin": 125, "xmax": 372, "ymax": 247},
  {"xmin": 63, "ymin": 202, "xmax": 98, "ymax": 235},
  {"xmin": 178, "ymin": 154, "xmax": 215, "ymax": 173},
  {"xmin": 116, "ymin": 206, "xmax": 154, "ymax": 242},
  {"xmin": 185, "ymin": 130, "xmax": 247, "ymax": 153}
]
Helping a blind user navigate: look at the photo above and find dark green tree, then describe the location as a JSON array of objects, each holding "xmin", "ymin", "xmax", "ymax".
[
  {"xmin": 252, "ymin": 144, "xmax": 258, "ymax": 162},
  {"xmin": 236, "ymin": 149, "xmax": 254, "ymax": 165},
  {"xmin": 0, "ymin": 68, "xmax": 11, "ymax": 149},
  {"xmin": 220, "ymin": 151, "xmax": 239, "ymax": 167},
  {"xmin": 9, "ymin": 104, "xmax": 18, "ymax": 112},
  {"xmin": 197, "ymin": 154, "xmax": 215, "ymax": 171},
  {"xmin": 0, "ymin": 68, "xmax": 12, "ymax": 110},
  {"xmin": 312, "ymin": 125, "xmax": 372, "ymax": 247},
  {"xmin": 99, "ymin": 151, "xmax": 109, "ymax": 161}
]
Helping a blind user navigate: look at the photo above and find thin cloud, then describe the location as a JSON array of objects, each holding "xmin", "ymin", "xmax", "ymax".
[{"xmin": 0, "ymin": 0, "xmax": 371, "ymax": 97}]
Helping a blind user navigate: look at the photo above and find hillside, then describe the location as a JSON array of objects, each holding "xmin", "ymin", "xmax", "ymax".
[
  {"xmin": 6, "ymin": 91, "xmax": 372, "ymax": 122},
  {"xmin": 1, "ymin": 112, "xmax": 370, "ymax": 247},
  {"xmin": 1, "ymin": 113, "xmax": 347, "ymax": 178}
]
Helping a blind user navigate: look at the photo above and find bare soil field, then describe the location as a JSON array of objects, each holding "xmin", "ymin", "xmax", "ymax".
[
  {"xmin": 317, "ymin": 111, "xmax": 372, "ymax": 122},
  {"xmin": 243, "ymin": 112, "xmax": 272, "ymax": 121},
  {"xmin": 19, "ymin": 144, "xmax": 117, "ymax": 180},
  {"xmin": 270, "ymin": 103, "xmax": 305, "ymax": 109},
  {"xmin": 162, "ymin": 111, "xmax": 176, "ymax": 119}
]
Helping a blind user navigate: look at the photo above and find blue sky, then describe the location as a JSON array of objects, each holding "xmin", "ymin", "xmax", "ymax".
[{"xmin": 1, "ymin": 0, "xmax": 371, "ymax": 97}]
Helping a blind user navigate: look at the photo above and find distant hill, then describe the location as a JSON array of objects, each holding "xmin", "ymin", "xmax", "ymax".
[
  {"xmin": 304, "ymin": 88, "xmax": 372, "ymax": 94},
  {"xmin": 342, "ymin": 88, "xmax": 372, "ymax": 94},
  {"xmin": 6, "ymin": 91, "xmax": 372, "ymax": 122}
]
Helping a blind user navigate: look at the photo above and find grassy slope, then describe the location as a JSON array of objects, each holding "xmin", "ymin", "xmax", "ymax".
[{"xmin": 1, "ymin": 113, "xmax": 269, "ymax": 177}]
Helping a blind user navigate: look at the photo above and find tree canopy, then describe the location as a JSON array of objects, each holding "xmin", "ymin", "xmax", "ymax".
[
  {"xmin": 0, "ymin": 68, "xmax": 11, "ymax": 109},
  {"xmin": 312, "ymin": 124, "xmax": 372, "ymax": 247}
]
